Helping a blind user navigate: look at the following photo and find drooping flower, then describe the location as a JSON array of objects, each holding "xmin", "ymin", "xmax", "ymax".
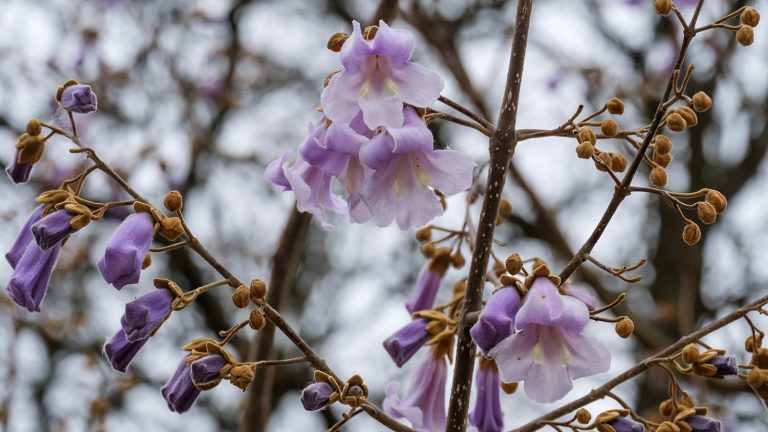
[
  {"xmin": 406, "ymin": 251, "xmax": 451, "ymax": 314},
  {"xmin": 161, "ymin": 356, "xmax": 199, "ymax": 413},
  {"xmin": 608, "ymin": 416, "xmax": 645, "ymax": 432},
  {"xmin": 5, "ymin": 149, "xmax": 33, "ymax": 184},
  {"xmin": 97, "ymin": 212, "xmax": 155, "ymax": 289},
  {"xmin": 384, "ymin": 351, "xmax": 448, "ymax": 431},
  {"xmin": 685, "ymin": 415, "xmax": 721, "ymax": 432},
  {"xmin": 6, "ymin": 242, "xmax": 61, "ymax": 312},
  {"xmin": 383, "ymin": 319, "xmax": 430, "ymax": 367},
  {"xmin": 470, "ymin": 287, "xmax": 521, "ymax": 355},
  {"xmin": 489, "ymin": 277, "xmax": 610, "ymax": 403},
  {"xmin": 359, "ymin": 106, "xmax": 475, "ymax": 230},
  {"xmin": 103, "ymin": 329, "xmax": 150, "ymax": 373},
  {"xmin": 563, "ymin": 285, "xmax": 599, "ymax": 310},
  {"xmin": 31, "ymin": 210, "xmax": 76, "ymax": 250},
  {"xmin": 300, "ymin": 381, "xmax": 337, "ymax": 411},
  {"xmin": 321, "ymin": 20, "xmax": 444, "ymax": 129},
  {"xmin": 60, "ymin": 84, "xmax": 98, "ymax": 113},
  {"xmin": 5, "ymin": 205, "xmax": 44, "ymax": 269},
  {"xmin": 121, "ymin": 289, "xmax": 174, "ymax": 341},
  {"xmin": 468, "ymin": 360, "xmax": 503, "ymax": 432},
  {"xmin": 190, "ymin": 355, "xmax": 228, "ymax": 390},
  {"xmin": 707, "ymin": 355, "xmax": 739, "ymax": 378}
]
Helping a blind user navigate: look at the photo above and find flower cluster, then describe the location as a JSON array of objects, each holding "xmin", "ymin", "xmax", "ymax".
[{"xmin": 267, "ymin": 20, "xmax": 475, "ymax": 230}]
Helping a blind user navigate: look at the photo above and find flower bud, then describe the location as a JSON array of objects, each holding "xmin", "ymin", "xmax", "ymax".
[
  {"xmin": 746, "ymin": 334, "xmax": 763, "ymax": 352},
  {"xmin": 499, "ymin": 198, "xmax": 513, "ymax": 217},
  {"xmin": 415, "ymin": 226, "xmax": 432, "ymax": 242},
  {"xmin": 682, "ymin": 343, "xmax": 701, "ymax": 364},
  {"xmin": 250, "ymin": 279, "xmax": 267, "ymax": 299},
  {"xmin": 505, "ymin": 253, "xmax": 523, "ymax": 275},
  {"xmin": 26, "ymin": 120, "xmax": 42, "ymax": 136},
  {"xmin": 656, "ymin": 421, "xmax": 679, "ymax": 432},
  {"xmin": 249, "ymin": 310, "xmax": 266, "ymax": 330},
  {"xmin": 576, "ymin": 142, "xmax": 595, "ymax": 159},
  {"xmin": 654, "ymin": 134, "xmax": 673, "ymax": 155},
  {"xmin": 675, "ymin": 106, "xmax": 698, "ymax": 127},
  {"xmin": 650, "ymin": 166, "xmax": 668, "ymax": 187},
  {"xmin": 696, "ymin": 202, "xmax": 717, "ymax": 225},
  {"xmin": 600, "ymin": 118, "xmax": 618, "ymax": 137},
  {"xmin": 665, "ymin": 112, "xmax": 686, "ymax": 132},
  {"xmin": 159, "ymin": 217, "xmax": 185, "ymax": 241},
  {"xmin": 596, "ymin": 151, "xmax": 612, "ymax": 172},
  {"xmin": 229, "ymin": 364, "xmax": 255, "ymax": 391},
  {"xmin": 232, "ymin": 285, "xmax": 251, "ymax": 308},
  {"xmin": 142, "ymin": 253, "xmax": 152, "ymax": 270},
  {"xmin": 578, "ymin": 128, "xmax": 597, "ymax": 145},
  {"xmin": 576, "ymin": 408, "xmax": 592, "ymax": 424},
  {"xmin": 654, "ymin": 151, "xmax": 672, "ymax": 168},
  {"xmin": 164, "ymin": 190, "xmax": 183, "ymax": 212},
  {"xmin": 659, "ymin": 399, "xmax": 676, "ymax": 417},
  {"xmin": 741, "ymin": 7, "xmax": 760, "ymax": 27},
  {"xmin": 451, "ymin": 252, "xmax": 465, "ymax": 269},
  {"xmin": 615, "ymin": 317, "xmax": 634, "ymax": 338},
  {"xmin": 610, "ymin": 153, "xmax": 627, "ymax": 172},
  {"xmin": 363, "ymin": 25, "xmax": 378, "ymax": 40},
  {"xmin": 682, "ymin": 222, "xmax": 701, "ymax": 246},
  {"xmin": 655, "ymin": 0, "xmax": 673, "ymax": 16},
  {"xmin": 326, "ymin": 32, "xmax": 348, "ymax": 52},
  {"xmin": 500, "ymin": 381, "xmax": 518, "ymax": 394},
  {"xmin": 691, "ymin": 91, "xmax": 712, "ymax": 112},
  {"xmin": 607, "ymin": 97, "xmax": 624, "ymax": 115},
  {"xmin": 705, "ymin": 190, "xmax": 727, "ymax": 214},
  {"xmin": 747, "ymin": 367, "xmax": 767, "ymax": 389},
  {"xmin": 736, "ymin": 25, "xmax": 755, "ymax": 46},
  {"xmin": 421, "ymin": 242, "xmax": 436, "ymax": 258}
]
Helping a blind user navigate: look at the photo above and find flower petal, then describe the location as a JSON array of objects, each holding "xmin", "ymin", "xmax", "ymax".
[
  {"xmin": 515, "ymin": 277, "xmax": 565, "ymax": 328},
  {"xmin": 371, "ymin": 20, "xmax": 415, "ymax": 64},
  {"xmin": 523, "ymin": 327, "xmax": 573, "ymax": 403},
  {"xmin": 392, "ymin": 62, "xmax": 445, "ymax": 108},
  {"xmin": 561, "ymin": 332, "xmax": 611, "ymax": 380},
  {"xmin": 421, "ymin": 149, "xmax": 475, "ymax": 195},
  {"xmin": 340, "ymin": 21, "xmax": 373, "ymax": 72},
  {"xmin": 489, "ymin": 329, "xmax": 538, "ymax": 384},
  {"xmin": 321, "ymin": 71, "xmax": 365, "ymax": 125}
]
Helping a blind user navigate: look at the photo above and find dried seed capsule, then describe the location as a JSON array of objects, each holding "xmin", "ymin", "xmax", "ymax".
[
  {"xmin": 327, "ymin": 32, "xmax": 348, "ymax": 52},
  {"xmin": 665, "ymin": 112, "xmax": 686, "ymax": 132},
  {"xmin": 737, "ymin": 25, "xmax": 755, "ymax": 46},
  {"xmin": 676, "ymin": 106, "xmax": 698, "ymax": 127},
  {"xmin": 610, "ymin": 153, "xmax": 627, "ymax": 172},
  {"xmin": 615, "ymin": 317, "xmax": 635, "ymax": 338},
  {"xmin": 650, "ymin": 166, "xmax": 668, "ymax": 187},
  {"xmin": 600, "ymin": 118, "xmax": 618, "ymax": 137},
  {"xmin": 576, "ymin": 408, "xmax": 592, "ymax": 424},
  {"xmin": 681, "ymin": 343, "xmax": 700, "ymax": 364},
  {"xmin": 26, "ymin": 119, "xmax": 42, "ymax": 136},
  {"xmin": 705, "ymin": 189, "xmax": 727, "ymax": 213},
  {"xmin": 499, "ymin": 198, "xmax": 513, "ymax": 217},
  {"xmin": 696, "ymin": 202, "xmax": 717, "ymax": 225},
  {"xmin": 250, "ymin": 279, "xmax": 267, "ymax": 299},
  {"xmin": 606, "ymin": 97, "xmax": 624, "ymax": 115},
  {"xmin": 578, "ymin": 128, "xmax": 597, "ymax": 145},
  {"xmin": 682, "ymin": 222, "xmax": 701, "ymax": 245},
  {"xmin": 741, "ymin": 7, "xmax": 760, "ymax": 27},
  {"xmin": 575, "ymin": 142, "xmax": 595, "ymax": 159},
  {"xmin": 249, "ymin": 310, "xmax": 266, "ymax": 330},
  {"xmin": 163, "ymin": 190, "xmax": 183, "ymax": 212},
  {"xmin": 653, "ymin": 152, "xmax": 672, "ymax": 168},
  {"xmin": 505, "ymin": 253, "xmax": 523, "ymax": 275},
  {"xmin": 415, "ymin": 226, "xmax": 432, "ymax": 242},
  {"xmin": 654, "ymin": 0, "xmax": 673, "ymax": 16},
  {"xmin": 654, "ymin": 134, "xmax": 673, "ymax": 155},
  {"xmin": 691, "ymin": 91, "xmax": 712, "ymax": 112}
]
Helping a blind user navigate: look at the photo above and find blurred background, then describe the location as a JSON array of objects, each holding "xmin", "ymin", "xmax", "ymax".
[{"xmin": 0, "ymin": 0, "xmax": 767, "ymax": 431}]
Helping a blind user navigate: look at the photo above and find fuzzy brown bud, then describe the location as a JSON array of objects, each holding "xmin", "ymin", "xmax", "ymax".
[
  {"xmin": 500, "ymin": 381, "xmax": 518, "ymax": 394},
  {"xmin": 650, "ymin": 166, "xmax": 668, "ymax": 188},
  {"xmin": 363, "ymin": 25, "xmax": 378, "ymax": 40},
  {"xmin": 229, "ymin": 364, "xmax": 255, "ymax": 391},
  {"xmin": 656, "ymin": 421, "xmax": 680, "ymax": 432},
  {"xmin": 600, "ymin": 119, "xmax": 618, "ymax": 137},
  {"xmin": 736, "ymin": 25, "xmax": 755, "ymax": 46},
  {"xmin": 421, "ymin": 242, "xmax": 436, "ymax": 258},
  {"xmin": 142, "ymin": 253, "xmax": 152, "ymax": 270},
  {"xmin": 659, "ymin": 399, "xmax": 676, "ymax": 417},
  {"xmin": 576, "ymin": 408, "xmax": 592, "ymax": 424},
  {"xmin": 26, "ymin": 119, "xmax": 42, "ymax": 136},
  {"xmin": 665, "ymin": 112, "xmax": 686, "ymax": 132},
  {"xmin": 606, "ymin": 97, "xmax": 624, "ymax": 115},
  {"xmin": 232, "ymin": 285, "xmax": 251, "ymax": 308},
  {"xmin": 675, "ymin": 106, "xmax": 698, "ymax": 127},
  {"xmin": 327, "ymin": 32, "xmax": 349, "ymax": 52},
  {"xmin": 615, "ymin": 317, "xmax": 634, "ymax": 338},
  {"xmin": 451, "ymin": 252, "xmax": 465, "ymax": 269},
  {"xmin": 681, "ymin": 343, "xmax": 701, "ymax": 364},
  {"xmin": 691, "ymin": 91, "xmax": 712, "ymax": 112},
  {"xmin": 654, "ymin": 135, "xmax": 673, "ymax": 155},
  {"xmin": 696, "ymin": 202, "xmax": 717, "ymax": 225},
  {"xmin": 682, "ymin": 222, "xmax": 701, "ymax": 246},
  {"xmin": 415, "ymin": 226, "xmax": 432, "ymax": 242},
  {"xmin": 505, "ymin": 253, "xmax": 523, "ymax": 275},
  {"xmin": 653, "ymin": 151, "xmax": 672, "ymax": 168},
  {"xmin": 610, "ymin": 153, "xmax": 627, "ymax": 173},
  {"xmin": 249, "ymin": 310, "xmax": 266, "ymax": 330},
  {"xmin": 595, "ymin": 151, "xmax": 612, "ymax": 172},
  {"xmin": 575, "ymin": 142, "xmax": 595, "ymax": 159},
  {"xmin": 578, "ymin": 128, "xmax": 597, "ymax": 145},
  {"xmin": 746, "ymin": 334, "xmax": 763, "ymax": 352},
  {"xmin": 159, "ymin": 217, "xmax": 185, "ymax": 241},
  {"xmin": 741, "ymin": 7, "xmax": 761, "ymax": 27},
  {"xmin": 705, "ymin": 190, "xmax": 727, "ymax": 214},
  {"xmin": 163, "ymin": 190, "xmax": 183, "ymax": 212},
  {"xmin": 654, "ymin": 0, "xmax": 673, "ymax": 16},
  {"xmin": 499, "ymin": 198, "xmax": 513, "ymax": 217},
  {"xmin": 250, "ymin": 279, "xmax": 267, "ymax": 299}
]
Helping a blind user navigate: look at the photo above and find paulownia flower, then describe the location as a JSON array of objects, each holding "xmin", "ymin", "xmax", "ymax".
[
  {"xmin": 489, "ymin": 277, "xmax": 610, "ymax": 403},
  {"xmin": 6, "ymin": 242, "xmax": 61, "ymax": 313},
  {"xmin": 161, "ymin": 355, "xmax": 226, "ymax": 413},
  {"xmin": 470, "ymin": 287, "xmax": 521, "ymax": 355},
  {"xmin": 103, "ymin": 329, "xmax": 150, "ymax": 373},
  {"xmin": 406, "ymin": 251, "xmax": 450, "ymax": 314},
  {"xmin": 60, "ymin": 84, "xmax": 98, "ymax": 113},
  {"xmin": 685, "ymin": 415, "xmax": 721, "ymax": 432},
  {"xmin": 468, "ymin": 361, "xmax": 504, "ymax": 432},
  {"xmin": 300, "ymin": 382, "xmax": 336, "ymax": 411},
  {"xmin": 383, "ymin": 319, "xmax": 430, "ymax": 367},
  {"xmin": 321, "ymin": 20, "xmax": 444, "ymax": 129},
  {"xmin": 31, "ymin": 210, "xmax": 76, "ymax": 250},
  {"xmin": 121, "ymin": 289, "xmax": 174, "ymax": 341},
  {"xmin": 190, "ymin": 355, "xmax": 228, "ymax": 390},
  {"xmin": 5, "ymin": 149, "xmax": 33, "ymax": 184},
  {"xmin": 97, "ymin": 212, "xmax": 155, "ymax": 289},
  {"xmin": 5, "ymin": 205, "xmax": 44, "ymax": 269},
  {"xmin": 384, "ymin": 351, "xmax": 448, "ymax": 431}
]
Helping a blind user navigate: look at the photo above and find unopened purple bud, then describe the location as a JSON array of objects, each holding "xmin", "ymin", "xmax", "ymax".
[
  {"xmin": 300, "ymin": 382, "xmax": 336, "ymax": 411},
  {"xmin": 97, "ymin": 212, "xmax": 155, "ymax": 289},
  {"xmin": 685, "ymin": 415, "xmax": 721, "ymax": 432},
  {"xmin": 608, "ymin": 416, "xmax": 644, "ymax": 432},
  {"xmin": 469, "ymin": 365, "xmax": 503, "ymax": 432},
  {"xmin": 5, "ymin": 205, "xmax": 44, "ymax": 269},
  {"xmin": 60, "ymin": 84, "xmax": 98, "ymax": 114},
  {"xmin": 31, "ymin": 210, "xmax": 75, "ymax": 250},
  {"xmin": 120, "ymin": 289, "xmax": 174, "ymax": 341},
  {"xmin": 405, "ymin": 263, "xmax": 442, "ymax": 314},
  {"xmin": 190, "ymin": 355, "xmax": 227, "ymax": 389},
  {"xmin": 5, "ymin": 150, "xmax": 33, "ymax": 184},
  {"xmin": 6, "ymin": 242, "xmax": 61, "ymax": 312},
  {"xmin": 709, "ymin": 355, "xmax": 738, "ymax": 378},
  {"xmin": 470, "ymin": 287, "xmax": 521, "ymax": 354},
  {"xmin": 383, "ymin": 319, "xmax": 430, "ymax": 367},
  {"xmin": 161, "ymin": 356, "xmax": 200, "ymax": 413},
  {"xmin": 103, "ymin": 329, "xmax": 150, "ymax": 373}
]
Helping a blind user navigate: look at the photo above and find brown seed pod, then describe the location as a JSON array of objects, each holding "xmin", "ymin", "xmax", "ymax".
[
  {"xmin": 705, "ymin": 190, "xmax": 727, "ymax": 214},
  {"xmin": 505, "ymin": 253, "xmax": 523, "ymax": 275},
  {"xmin": 250, "ymin": 279, "xmax": 267, "ymax": 299},
  {"xmin": 737, "ymin": 25, "xmax": 755, "ymax": 46},
  {"xmin": 654, "ymin": 0, "xmax": 673, "ymax": 16},
  {"xmin": 576, "ymin": 142, "xmax": 595, "ymax": 159},
  {"xmin": 327, "ymin": 32, "xmax": 348, "ymax": 52},
  {"xmin": 615, "ymin": 317, "xmax": 635, "ymax": 338},
  {"xmin": 415, "ymin": 226, "xmax": 432, "ymax": 242},
  {"xmin": 665, "ymin": 112, "xmax": 687, "ymax": 132},
  {"xmin": 741, "ymin": 7, "xmax": 760, "ymax": 27},
  {"xmin": 682, "ymin": 222, "xmax": 701, "ymax": 245},
  {"xmin": 606, "ymin": 97, "xmax": 625, "ymax": 115},
  {"xmin": 600, "ymin": 118, "xmax": 618, "ymax": 137},
  {"xmin": 610, "ymin": 153, "xmax": 627, "ymax": 173},
  {"xmin": 578, "ymin": 128, "xmax": 597, "ymax": 145},
  {"xmin": 650, "ymin": 167, "xmax": 668, "ymax": 187},
  {"xmin": 654, "ymin": 134, "xmax": 673, "ymax": 155},
  {"xmin": 653, "ymin": 151, "xmax": 672, "ymax": 168},
  {"xmin": 249, "ymin": 310, "xmax": 266, "ymax": 330},
  {"xmin": 163, "ymin": 190, "xmax": 183, "ymax": 212},
  {"xmin": 691, "ymin": 91, "xmax": 712, "ymax": 112},
  {"xmin": 696, "ymin": 202, "xmax": 717, "ymax": 225},
  {"xmin": 675, "ymin": 106, "xmax": 698, "ymax": 127},
  {"xmin": 26, "ymin": 119, "xmax": 42, "ymax": 136}
]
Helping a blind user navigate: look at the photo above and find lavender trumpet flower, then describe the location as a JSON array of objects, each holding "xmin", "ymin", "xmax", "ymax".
[
  {"xmin": 300, "ymin": 382, "xmax": 336, "ymax": 411},
  {"xmin": 162, "ymin": 355, "xmax": 227, "ymax": 413},
  {"xmin": 384, "ymin": 351, "xmax": 448, "ymax": 431},
  {"xmin": 31, "ymin": 210, "xmax": 76, "ymax": 250},
  {"xmin": 608, "ymin": 416, "xmax": 645, "ymax": 432},
  {"xmin": 60, "ymin": 84, "xmax": 98, "ymax": 113},
  {"xmin": 121, "ymin": 289, "xmax": 174, "ymax": 341},
  {"xmin": 5, "ymin": 205, "xmax": 43, "ymax": 269},
  {"xmin": 190, "ymin": 355, "xmax": 228, "ymax": 390},
  {"xmin": 383, "ymin": 319, "xmax": 430, "ymax": 367},
  {"xmin": 708, "ymin": 355, "xmax": 739, "ymax": 378},
  {"xmin": 6, "ymin": 242, "xmax": 61, "ymax": 312},
  {"xmin": 103, "ymin": 329, "xmax": 150, "ymax": 373},
  {"xmin": 5, "ymin": 149, "xmax": 33, "ymax": 184},
  {"xmin": 686, "ymin": 415, "xmax": 721, "ymax": 432},
  {"xmin": 97, "ymin": 212, "xmax": 155, "ymax": 289},
  {"xmin": 468, "ymin": 362, "xmax": 503, "ymax": 432},
  {"xmin": 406, "ymin": 251, "xmax": 450, "ymax": 314},
  {"xmin": 470, "ymin": 287, "xmax": 521, "ymax": 355}
]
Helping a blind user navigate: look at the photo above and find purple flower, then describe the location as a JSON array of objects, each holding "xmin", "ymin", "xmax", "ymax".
[
  {"xmin": 608, "ymin": 415, "xmax": 644, "ymax": 432},
  {"xmin": 359, "ymin": 107, "xmax": 474, "ymax": 230},
  {"xmin": 6, "ymin": 242, "xmax": 61, "ymax": 312},
  {"xmin": 708, "ymin": 355, "xmax": 738, "ymax": 378},
  {"xmin": 60, "ymin": 84, "xmax": 97, "ymax": 113},
  {"xmin": 5, "ymin": 149, "xmax": 33, "ymax": 184},
  {"xmin": 5, "ymin": 205, "xmax": 44, "ymax": 269},
  {"xmin": 300, "ymin": 382, "xmax": 336, "ymax": 411},
  {"xmin": 384, "ymin": 352, "xmax": 448, "ymax": 431},
  {"xmin": 97, "ymin": 212, "xmax": 155, "ymax": 289},
  {"xmin": 468, "ymin": 363, "xmax": 503, "ymax": 432},
  {"xmin": 489, "ymin": 277, "xmax": 610, "ymax": 403},
  {"xmin": 321, "ymin": 20, "xmax": 444, "ymax": 129},
  {"xmin": 563, "ymin": 285, "xmax": 599, "ymax": 310},
  {"xmin": 406, "ymin": 259, "xmax": 448, "ymax": 314},
  {"xmin": 103, "ymin": 329, "xmax": 150, "ymax": 373},
  {"xmin": 161, "ymin": 356, "xmax": 200, "ymax": 413},
  {"xmin": 686, "ymin": 415, "xmax": 721, "ymax": 432},
  {"xmin": 470, "ymin": 287, "xmax": 521, "ymax": 355},
  {"xmin": 31, "ymin": 210, "xmax": 75, "ymax": 250},
  {"xmin": 120, "ymin": 289, "xmax": 174, "ymax": 341},
  {"xmin": 383, "ymin": 319, "xmax": 430, "ymax": 367},
  {"xmin": 190, "ymin": 355, "xmax": 228, "ymax": 389}
]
